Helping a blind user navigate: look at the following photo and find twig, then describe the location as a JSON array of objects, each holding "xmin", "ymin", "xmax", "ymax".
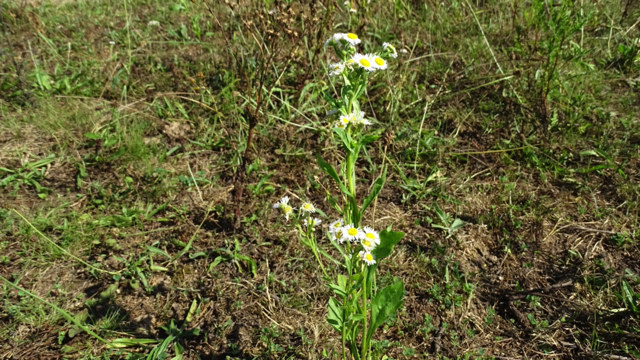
[
  {"xmin": 447, "ymin": 146, "xmax": 529, "ymax": 156},
  {"xmin": 508, "ymin": 280, "xmax": 573, "ymax": 300},
  {"xmin": 563, "ymin": 226, "xmax": 619, "ymax": 235}
]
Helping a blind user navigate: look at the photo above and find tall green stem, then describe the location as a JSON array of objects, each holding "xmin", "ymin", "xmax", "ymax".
[
  {"xmin": 360, "ymin": 264, "xmax": 368, "ymax": 359},
  {"xmin": 346, "ymin": 150, "xmax": 358, "ymax": 226}
]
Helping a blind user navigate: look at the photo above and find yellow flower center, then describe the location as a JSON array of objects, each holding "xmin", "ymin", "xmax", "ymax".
[
  {"xmin": 347, "ymin": 33, "xmax": 358, "ymax": 40},
  {"xmin": 283, "ymin": 205, "xmax": 292, "ymax": 213},
  {"xmin": 336, "ymin": 230, "xmax": 343, "ymax": 238},
  {"xmin": 303, "ymin": 204, "xmax": 312, "ymax": 210},
  {"xmin": 365, "ymin": 233, "xmax": 375, "ymax": 240},
  {"xmin": 375, "ymin": 58, "xmax": 385, "ymax": 66},
  {"xmin": 362, "ymin": 240, "xmax": 371, "ymax": 247},
  {"xmin": 347, "ymin": 228, "xmax": 358, "ymax": 236},
  {"xmin": 359, "ymin": 59, "xmax": 371, "ymax": 68},
  {"xmin": 333, "ymin": 223, "xmax": 341, "ymax": 228},
  {"xmin": 365, "ymin": 253, "xmax": 373, "ymax": 262}
]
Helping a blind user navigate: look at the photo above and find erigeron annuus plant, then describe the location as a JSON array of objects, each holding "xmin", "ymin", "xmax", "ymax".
[{"xmin": 273, "ymin": 33, "xmax": 404, "ymax": 360}]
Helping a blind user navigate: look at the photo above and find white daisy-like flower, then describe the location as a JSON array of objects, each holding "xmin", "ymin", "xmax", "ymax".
[
  {"xmin": 371, "ymin": 55, "xmax": 388, "ymax": 70},
  {"xmin": 399, "ymin": 48, "xmax": 408, "ymax": 54},
  {"xmin": 147, "ymin": 20, "xmax": 160, "ymax": 27},
  {"xmin": 304, "ymin": 217, "xmax": 322, "ymax": 229},
  {"xmin": 351, "ymin": 110, "xmax": 372, "ymax": 126},
  {"xmin": 300, "ymin": 202, "xmax": 317, "ymax": 214},
  {"xmin": 326, "ymin": 33, "xmax": 361, "ymax": 47},
  {"xmin": 382, "ymin": 42, "xmax": 398, "ymax": 58},
  {"xmin": 338, "ymin": 114, "xmax": 352, "ymax": 126},
  {"xmin": 282, "ymin": 204, "xmax": 294, "ymax": 221},
  {"xmin": 325, "ymin": 33, "xmax": 346, "ymax": 47},
  {"xmin": 352, "ymin": 53, "xmax": 375, "ymax": 71},
  {"xmin": 349, "ymin": 8, "xmax": 357, "ymax": 13},
  {"xmin": 358, "ymin": 251, "xmax": 376, "ymax": 265},
  {"xmin": 342, "ymin": 224, "xmax": 362, "ymax": 242},
  {"xmin": 329, "ymin": 62, "xmax": 345, "ymax": 76},
  {"xmin": 341, "ymin": 33, "xmax": 361, "ymax": 46},
  {"xmin": 360, "ymin": 227, "xmax": 380, "ymax": 250},
  {"xmin": 329, "ymin": 219, "xmax": 344, "ymax": 234},
  {"xmin": 273, "ymin": 196, "xmax": 290, "ymax": 209},
  {"xmin": 333, "ymin": 228, "xmax": 346, "ymax": 244}
]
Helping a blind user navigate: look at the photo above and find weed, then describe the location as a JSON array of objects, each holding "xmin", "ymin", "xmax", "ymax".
[{"xmin": 0, "ymin": 154, "xmax": 55, "ymax": 198}]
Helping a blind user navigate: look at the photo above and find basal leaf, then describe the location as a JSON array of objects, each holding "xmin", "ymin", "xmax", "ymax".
[{"xmin": 367, "ymin": 281, "xmax": 404, "ymax": 343}]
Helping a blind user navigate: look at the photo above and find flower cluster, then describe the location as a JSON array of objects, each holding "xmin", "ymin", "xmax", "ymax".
[
  {"xmin": 272, "ymin": 196, "xmax": 294, "ymax": 220},
  {"xmin": 328, "ymin": 219, "xmax": 379, "ymax": 265},
  {"xmin": 273, "ymin": 196, "xmax": 320, "ymax": 222},
  {"xmin": 382, "ymin": 42, "xmax": 398, "ymax": 59},
  {"xmin": 324, "ymin": 32, "xmax": 361, "ymax": 48},
  {"xmin": 336, "ymin": 110, "xmax": 371, "ymax": 129},
  {"xmin": 324, "ymin": 32, "xmax": 398, "ymax": 132}
]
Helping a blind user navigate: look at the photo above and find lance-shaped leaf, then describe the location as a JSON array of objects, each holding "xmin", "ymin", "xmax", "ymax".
[
  {"xmin": 317, "ymin": 154, "xmax": 352, "ymax": 197},
  {"xmin": 361, "ymin": 166, "xmax": 386, "ymax": 215},
  {"xmin": 327, "ymin": 297, "xmax": 344, "ymax": 333},
  {"xmin": 366, "ymin": 281, "xmax": 404, "ymax": 343}
]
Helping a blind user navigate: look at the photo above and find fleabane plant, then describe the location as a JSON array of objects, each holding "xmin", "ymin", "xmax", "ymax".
[{"xmin": 273, "ymin": 33, "xmax": 404, "ymax": 360}]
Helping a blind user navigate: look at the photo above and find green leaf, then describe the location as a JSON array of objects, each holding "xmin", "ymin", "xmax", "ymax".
[
  {"xmin": 146, "ymin": 246, "xmax": 171, "ymax": 259},
  {"xmin": 68, "ymin": 326, "xmax": 81, "ymax": 338},
  {"xmin": 185, "ymin": 299, "xmax": 198, "ymax": 323},
  {"xmin": 361, "ymin": 135, "xmax": 380, "ymax": 146},
  {"xmin": 579, "ymin": 150, "xmax": 599, "ymax": 157},
  {"xmin": 328, "ymin": 283, "xmax": 347, "ymax": 298},
  {"xmin": 316, "ymin": 154, "xmax": 352, "ymax": 197},
  {"xmin": 361, "ymin": 166, "xmax": 386, "ymax": 215},
  {"xmin": 372, "ymin": 228, "xmax": 404, "ymax": 262},
  {"xmin": 622, "ymin": 280, "xmax": 638, "ymax": 312},
  {"xmin": 235, "ymin": 254, "xmax": 257, "ymax": 277},
  {"xmin": 450, "ymin": 218, "xmax": 466, "ymax": 232},
  {"xmin": 367, "ymin": 281, "xmax": 404, "ymax": 342},
  {"xmin": 28, "ymin": 154, "xmax": 55, "ymax": 169},
  {"xmin": 189, "ymin": 252, "xmax": 206, "ymax": 259},
  {"xmin": 323, "ymin": 91, "xmax": 339, "ymax": 109},
  {"xmin": 208, "ymin": 256, "xmax": 224, "ymax": 272},
  {"xmin": 332, "ymin": 127, "xmax": 353, "ymax": 152},
  {"xmin": 328, "ymin": 275, "xmax": 348, "ymax": 298},
  {"xmin": 327, "ymin": 297, "xmax": 344, "ymax": 333},
  {"xmin": 110, "ymin": 338, "xmax": 157, "ymax": 348},
  {"xmin": 434, "ymin": 203, "xmax": 449, "ymax": 227},
  {"xmin": 84, "ymin": 133, "xmax": 101, "ymax": 140},
  {"xmin": 100, "ymin": 284, "xmax": 118, "ymax": 300}
]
